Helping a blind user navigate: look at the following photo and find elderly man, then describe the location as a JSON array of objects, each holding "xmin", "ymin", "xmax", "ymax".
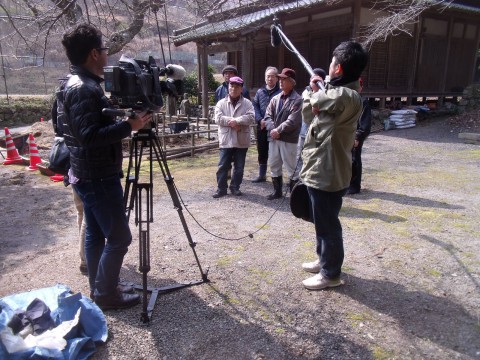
[
  {"xmin": 214, "ymin": 65, "xmax": 250, "ymax": 103},
  {"xmin": 263, "ymin": 68, "xmax": 302, "ymax": 200},
  {"xmin": 252, "ymin": 66, "xmax": 281, "ymax": 183},
  {"xmin": 213, "ymin": 76, "xmax": 255, "ymax": 198}
]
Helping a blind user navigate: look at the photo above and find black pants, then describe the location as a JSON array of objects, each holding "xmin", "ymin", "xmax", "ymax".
[
  {"xmin": 256, "ymin": 128, "xmax": 269, "ymax": 165},
  {"xmin": 350, "ymin": 142, "xmax": 363, "ymax": 191}
]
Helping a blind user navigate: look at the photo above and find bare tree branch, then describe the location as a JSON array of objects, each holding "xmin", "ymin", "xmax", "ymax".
[
  {"xmin": 52, "ymin": 0, "xmax": 83, "ymax": 25},
  {"xmin": 360, "ymin": 0, "xmax": 452, "ymax": 48},
  {"xmin": 106, "ymin": 0, "xmax": 151, "ymax": 54}
]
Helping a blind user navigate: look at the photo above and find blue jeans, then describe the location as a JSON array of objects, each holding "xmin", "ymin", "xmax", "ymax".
[
  {"xmin": 216, "ymin": 148, "xmax": 248, "ymax": 191},
  {"xmin": 307, "ymin": 186, "xmax": 347, "ymax": 279},
  {"xmin": 72, "ymin": 176, "xmax": 132, "ymax": 297}
]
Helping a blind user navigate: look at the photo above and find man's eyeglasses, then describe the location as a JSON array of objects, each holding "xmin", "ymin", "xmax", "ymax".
[{"xmin": 96, "ymin": 47, "xmax": 109, "ymax": 54}]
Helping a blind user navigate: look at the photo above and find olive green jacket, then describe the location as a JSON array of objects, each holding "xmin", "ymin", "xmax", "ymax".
[{"xmin": 300, "ymin": 80, "xmax": 362, "ymax": 192}]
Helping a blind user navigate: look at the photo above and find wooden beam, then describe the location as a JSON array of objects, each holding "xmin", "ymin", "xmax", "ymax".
[{"xmin": 206, "ymin": 42, "xmax": 243, "ymax": 54}]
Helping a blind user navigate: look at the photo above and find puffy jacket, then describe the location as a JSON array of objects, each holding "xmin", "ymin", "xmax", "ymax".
[
  {"xmin": 252, "ymin": 84, "xmax": 281, "ymax": 130},
  {"xmin": 214, "ymin": 96, "xmax": 255, "ymax": 148},
  {"xmin": 63, "ymin": 66, "xmax": 132, "ymax": 180},
  {"xmin": 264, "ymin": 90, "xmax": 302, "ymax": 144},
  {"xmin": 300, "ymin": 80, "xmax": 362, "ymax": 192}
]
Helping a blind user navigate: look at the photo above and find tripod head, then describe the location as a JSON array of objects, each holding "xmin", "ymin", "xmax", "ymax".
[{"xmin": 102, "ymin": 108, "xmax": 158, "ymax": 132}]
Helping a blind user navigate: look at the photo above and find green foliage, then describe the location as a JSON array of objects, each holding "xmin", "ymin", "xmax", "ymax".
[
  {"xmin": 0, "ymin": 96, "xmax": 53, "ymax": 126},
  {"xmin": 184, "ymin": 72, "xmax": 198, "ymax": 97},
  {"xmin": 184, "ymin": 64, "xmax": 220, "ymax": 101},
  {"xmin": 207, "ymin": 64, "xmax": 221, "ymax": 91}
]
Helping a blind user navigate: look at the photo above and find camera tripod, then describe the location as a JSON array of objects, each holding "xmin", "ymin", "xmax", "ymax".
[{"xmin": 123, "ymin": 125, "xmax": 208, "ymax": 323}]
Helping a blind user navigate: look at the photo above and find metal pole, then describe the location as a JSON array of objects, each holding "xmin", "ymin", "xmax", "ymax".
[{"xmin": 272, "ymin": 22, "xmax": 325, "ymax": 91}]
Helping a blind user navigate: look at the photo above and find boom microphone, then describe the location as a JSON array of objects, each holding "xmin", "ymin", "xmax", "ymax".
[
  {"xmin": 270, "ymin": 24, "xmax": 282, "ymax": 48},
  {"xmin": 270, "ymin": 18, "xmax": 325, "ymax": 91},
  {"xmin": 165, "ymin": 64, "xmax": 186, "ymax": 80}
]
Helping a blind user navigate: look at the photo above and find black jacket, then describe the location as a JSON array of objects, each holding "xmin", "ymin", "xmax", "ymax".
[
  {"xmin": 252, "ymin": 83, "xmax": 281, "ymax": 129},
  {"xmin": 355, "ymin": 98, "xmax": 372, "ymax": 143},
  {"xmin": 63, "ymin": 65, "xmax": 132, "ymax": 180}
]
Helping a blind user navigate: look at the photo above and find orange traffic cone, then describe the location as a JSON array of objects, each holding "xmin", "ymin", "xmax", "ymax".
[
  {"xmin": 3, "ymin": 127, "xmax": 24, "ymax": 165},
  {"xmin": 27, "ymin": 133, "xmax": 42, "ymax": 171},
  {"xmin": 50, "ymin": 174, "xmax": 65, "ymax": 182}
]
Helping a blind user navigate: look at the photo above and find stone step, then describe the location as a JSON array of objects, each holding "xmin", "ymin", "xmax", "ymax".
[{"xmin": 458, "ymin": 132, "xmax": 480, "ymax": 144}]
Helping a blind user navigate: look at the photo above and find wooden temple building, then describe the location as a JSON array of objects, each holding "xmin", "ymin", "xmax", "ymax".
[{"xmin": 172, "ymin": 0, "xmax": 480, "ymax": 117}]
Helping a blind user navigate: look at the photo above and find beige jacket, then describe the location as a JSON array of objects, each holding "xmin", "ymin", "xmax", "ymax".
[
  {"xmin": 300, "ymin": 80, "xmax": 362, "ymax": 192},
  {"xmin": 214, "ymin": 96, "xmax": 255, "ymax": 148}
]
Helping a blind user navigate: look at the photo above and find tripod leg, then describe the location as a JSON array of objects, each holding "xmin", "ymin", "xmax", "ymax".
[
  {"xmin": 124, "ymin": 136, "xmax": 135, "ymax": 218},
  {"xmin": 152, "ymin": 136, "xmax": 208, "ymax": 282},
  {"xmin": 138, "ymin": 184, "xmax": 152, "ymax": 323},
  {"xmin": 125, "ymin": 129, "xmax": 208, "ymax": 323}
]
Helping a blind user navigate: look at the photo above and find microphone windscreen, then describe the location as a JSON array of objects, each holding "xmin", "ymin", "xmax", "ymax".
[
  {"xmin": 166, "ymin": 64, "xmax": 186, "ymax": 80},
  {"xmin": 271, "ymin": 25, "xmax": 282, "ymax": 48}
]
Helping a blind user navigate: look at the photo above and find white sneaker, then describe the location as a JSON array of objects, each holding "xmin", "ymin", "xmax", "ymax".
[
  {"xmin": 302, "ymin": 259, "xmax": 321, "ymax": 273},
  {"xmin": 302, "ymin": 273, "xmax": 343, "ymax": 290}
]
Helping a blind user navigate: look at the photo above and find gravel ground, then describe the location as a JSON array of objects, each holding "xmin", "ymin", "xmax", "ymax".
[{"xmin": 0, "ymin": 115, "xmax": 479, "ymax": 359}]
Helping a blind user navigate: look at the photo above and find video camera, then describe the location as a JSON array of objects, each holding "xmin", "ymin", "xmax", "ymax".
[{"xmin": 104, "ymin": 55, "xmax": 186, "ymax": 111}]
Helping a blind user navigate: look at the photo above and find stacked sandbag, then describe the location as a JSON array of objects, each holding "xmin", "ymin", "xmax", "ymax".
[{"xmin": 388, "ymin": 109, "xmax": 417, "ymax": 129}]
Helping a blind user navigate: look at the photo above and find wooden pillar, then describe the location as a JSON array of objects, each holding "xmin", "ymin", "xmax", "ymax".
[
  {"xmin": 199, "ymin": 43, "xmax": 209, "ymax": 119},
  {"xmin": 410, "ymin": 20, "xmax": 422, "ymax": 93},
  {"xmin": 196, "ymin": 43, "xmax": 202, "ymax": 106},
  {"xmin": 352, "ymin": 0, "xmax": 361, "ymax": 39},
  {"xmin": 472, "ymin": 20, "xmax": 480, "ymax": 82},
  {"xmin": 379, "ymin": 97, "xmax": 386, "ymax": 109},
  {"xmin": 437, "ymin": 97, "xmax": 444, "ymax": 108},
  {"xmin": 441, "ymin": 15, "xmax": 454, "ymax": 93},
  {"xmin": 241, "ymin": 37, "xmax": 253, "ymax": 91}
]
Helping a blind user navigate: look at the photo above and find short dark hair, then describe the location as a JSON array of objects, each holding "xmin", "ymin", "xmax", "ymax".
[
  {"xmin": 332, "ymin": 41, "xmax": 369, "ymax": 80},
  {"xmin": 62, "ymin": 24, "xmax": 103, "ymax": 66}
]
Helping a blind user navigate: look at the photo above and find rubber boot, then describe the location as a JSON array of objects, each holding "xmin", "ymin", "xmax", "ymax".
[
  {"xmin": 252, "ymin": 164, "xmax": 267, "ymax": 183},
  {"xmin": 267, "ymin": 176, "xmax": 283, "ymax": 200}
]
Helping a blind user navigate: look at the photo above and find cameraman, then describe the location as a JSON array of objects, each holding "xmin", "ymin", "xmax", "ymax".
[{"xmin": 61, "ymin": 23, "xmax": 151, "ymax": 309}]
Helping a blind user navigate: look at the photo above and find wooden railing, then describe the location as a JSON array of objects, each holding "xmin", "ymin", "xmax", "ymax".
[{"xmin": 153, "ymin": 112, "xmax": 219, "ymax": 159}]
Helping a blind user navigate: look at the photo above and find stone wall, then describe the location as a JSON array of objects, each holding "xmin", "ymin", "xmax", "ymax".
[
  {"xmin": 458, "ymin": 84, "xmax": 480, "ymax": 113},
  {"xmin": 0, "ymin": 96, "xmax": 53, "ymax": 128}
]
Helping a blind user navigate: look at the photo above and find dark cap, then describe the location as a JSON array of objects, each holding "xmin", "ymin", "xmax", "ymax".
[
  {"xmin": 312, "ymin": 68, "xmax": 327, "ymax": 79},
  {"xmin": 229, "ymin": 76, "xmax": 244, "ymax": 85},
  {"xmin": 277, "ymin": 68, "xmax": 296, "ymax": 80},
  {"xmin": 222, "ymin": 65, "xmax": 238, "ymax": 75},
  {"xmin": 289, "ymin": 182, "xmax": 313, "ymax": 223}
]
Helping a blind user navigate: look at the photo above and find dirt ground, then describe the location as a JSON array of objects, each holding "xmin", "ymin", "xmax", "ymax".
[{"xmin": 0, "ymin": 113, "xmax": 480, "ymax": 359}]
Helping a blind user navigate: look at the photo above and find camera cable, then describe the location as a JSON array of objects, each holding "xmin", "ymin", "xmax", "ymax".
[{"xmin": 170, "ymin": 178, "xmax": 291, "ymax": 242}]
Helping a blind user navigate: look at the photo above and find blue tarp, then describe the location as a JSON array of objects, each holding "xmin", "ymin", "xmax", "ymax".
[{"xmin": 0, "ymin": 284, "xmax": 108, "ymax": 360}]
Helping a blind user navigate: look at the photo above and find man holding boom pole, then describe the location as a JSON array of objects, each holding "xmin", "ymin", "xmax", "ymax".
[{"xmin": 300, "ymin": 41, "xmax": 369, "ymax": 290}]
